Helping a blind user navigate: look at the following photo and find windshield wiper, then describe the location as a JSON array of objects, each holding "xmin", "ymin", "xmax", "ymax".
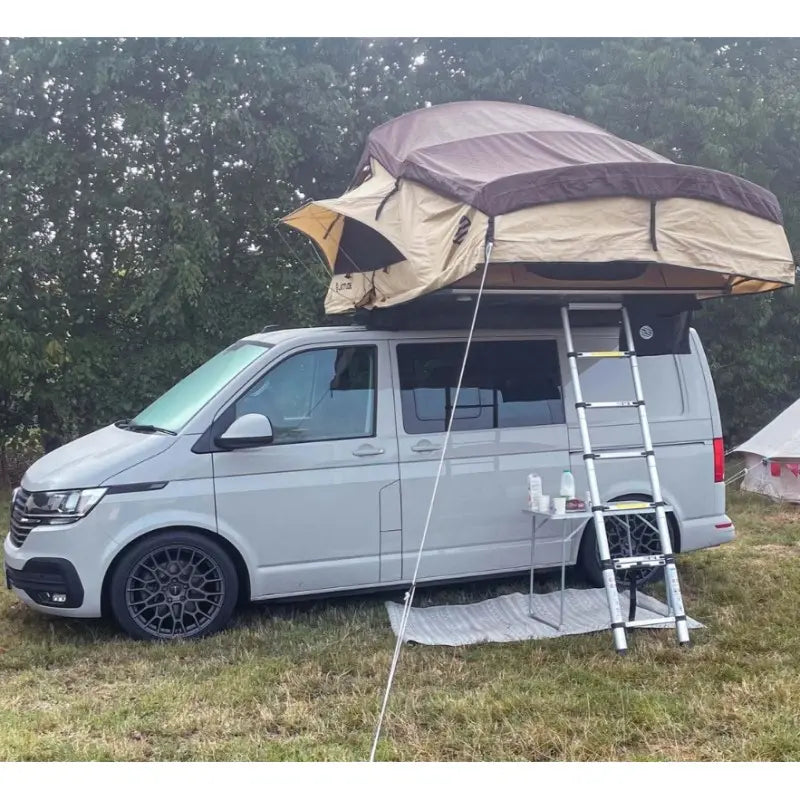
[{"xmin": 115, "ymin": 419, "xmax": 177, "ymax": 436}]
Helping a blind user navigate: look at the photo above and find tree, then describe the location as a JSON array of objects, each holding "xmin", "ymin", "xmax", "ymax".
[
  {"xmin": 1, "ymin": 37, "xmax": 798, "ymax": 464},
  {"xmin": 0, "ymin": 38, "xmax": 355, "ymax": 447}
]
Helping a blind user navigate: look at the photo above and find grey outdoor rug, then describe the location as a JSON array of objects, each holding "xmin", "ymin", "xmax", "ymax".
[{"xmin": 385, "ymin": 588, "xmax": 703, "ymax": 646}]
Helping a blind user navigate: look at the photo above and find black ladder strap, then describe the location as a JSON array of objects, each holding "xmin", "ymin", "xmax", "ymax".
[{"xmin": 629, "ymin": 573, "xmax": 638, "ymax": 622}]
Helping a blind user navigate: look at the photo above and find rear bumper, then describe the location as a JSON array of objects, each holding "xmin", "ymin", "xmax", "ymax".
[{"xmin": 679, "ymin": 514, "xmax": 735, "ymax": 552}]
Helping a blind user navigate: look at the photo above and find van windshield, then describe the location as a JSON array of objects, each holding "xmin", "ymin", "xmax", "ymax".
[{"xmin": 131, "ymin": 341, "xmax": 270, "ymax": 433}]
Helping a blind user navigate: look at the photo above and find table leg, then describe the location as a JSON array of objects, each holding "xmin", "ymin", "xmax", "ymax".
[
  {"xmin": 559, "ymin": 522, "xmax": 567, "ymax": 629},
  {"xmin": 529, "ymin": 515, "xmax": 537, "ymax": 616}
]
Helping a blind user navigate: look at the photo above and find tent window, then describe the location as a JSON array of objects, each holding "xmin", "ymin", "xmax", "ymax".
[
  {"xmin": 397, "ymin": 340, "xmax": 564, "ymax": 435},
  {"xmin": 333, "ymin": 218, "xmax": 405, "ymax": 275}
]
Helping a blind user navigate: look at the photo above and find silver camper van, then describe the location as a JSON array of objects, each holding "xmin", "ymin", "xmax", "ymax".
[{"xmin": 5, "ymin": 320, "xmax": 733, "ymax": 640}]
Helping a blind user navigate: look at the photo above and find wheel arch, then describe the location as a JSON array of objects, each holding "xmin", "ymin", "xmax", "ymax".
[
  {"xmin": 576, "ymin": 491, "xmax": 682, "ymax": 556},
  {"xmin": 101, "ymin": 525, "xmax": 252, "ymax": 617}
]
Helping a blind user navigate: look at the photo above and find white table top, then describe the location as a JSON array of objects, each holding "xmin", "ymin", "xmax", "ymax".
[
  {"xmin": 522, "ymin": 505, "xmax": 672, "ymax": 520},
  {"xmin": 522, "ymin": 508, "xmax": 591, "ymax": 521}
]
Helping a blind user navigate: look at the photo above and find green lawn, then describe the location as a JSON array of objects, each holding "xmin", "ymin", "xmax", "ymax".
[{"xmin": 2, "ymin": 487, "xmax": 800, "ymax": 761}]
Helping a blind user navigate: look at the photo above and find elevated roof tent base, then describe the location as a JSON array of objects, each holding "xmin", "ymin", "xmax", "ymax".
[{"xmin": 349, "ymin": 291, "xmax": 698, "ymax": 339}]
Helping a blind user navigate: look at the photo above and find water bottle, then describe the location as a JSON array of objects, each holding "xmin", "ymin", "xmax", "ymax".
[
  {"xmin": 560, "ymin": 468, "xmax": 576, "ymax": 500},
  {"xmin": 527, "ymin": 474, "xmax": 543, "ymax": 510}
]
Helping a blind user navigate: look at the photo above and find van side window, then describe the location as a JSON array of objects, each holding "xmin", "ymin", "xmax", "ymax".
[
  {"xmin": 397, "ymin": 340, "xmax": 564, "ymax": 434},
  {"xmin": 235, "ymin": 346, "xmax": 376, "ymax": 444}
]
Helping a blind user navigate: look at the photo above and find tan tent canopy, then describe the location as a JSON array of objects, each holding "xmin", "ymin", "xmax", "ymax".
[{"xmin": 283, "ymin": 101, "xmax": 795, "ymax": 314}]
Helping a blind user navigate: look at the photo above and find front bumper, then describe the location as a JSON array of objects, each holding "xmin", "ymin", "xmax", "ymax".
[
  {"xmin": 5, "ymin": 558, "xmax": 84, "ymax": 608},
  {"xmin": 4, "ymin": 477, "xmax": 220, "ymax": 619},
  {"xmin": 4, "ymin": 518, "xmax": 109, "ymax": 618}
]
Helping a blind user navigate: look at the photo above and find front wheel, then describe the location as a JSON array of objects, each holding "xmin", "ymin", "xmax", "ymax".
[
  {"xmin": 109, "ymin": 531, "xmax": 239, "ymax": 640},
  {"xmin": 578, "ymin": 506, "xmax": 677, "ymax": 588}
]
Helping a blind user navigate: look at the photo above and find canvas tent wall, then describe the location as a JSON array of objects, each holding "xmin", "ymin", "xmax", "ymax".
[
  {"xmin": 734, "ymin": 398, "xmax": 800, "ymax": 502},
  {"xmin": 283, "ymin": 101, "xmax": 794, "ymax": 315}
]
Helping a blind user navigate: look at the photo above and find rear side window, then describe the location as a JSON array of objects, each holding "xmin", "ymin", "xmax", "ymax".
[{"xmin": 397, "ymin": 340, "xmax": 565, "ymax": 434}]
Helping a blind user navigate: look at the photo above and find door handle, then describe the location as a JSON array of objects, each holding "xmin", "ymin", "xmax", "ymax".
[
  {"xmin": 411, "ymin": 439, "xmax": 442, "ymax": 453},
  {"xmin": 352, "ymin": 445, "xmax": 386, "ymax": 457}
]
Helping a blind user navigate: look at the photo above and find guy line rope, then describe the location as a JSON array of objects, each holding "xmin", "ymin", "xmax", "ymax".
[{"xmin": 369, "ymin": 223, "xmax": 495, "ymax": 761}]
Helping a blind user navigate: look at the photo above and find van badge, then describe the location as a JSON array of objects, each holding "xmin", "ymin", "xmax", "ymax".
[{"xmin": 639, "ymin": 324, "xmax": 654, "ymax": 340}]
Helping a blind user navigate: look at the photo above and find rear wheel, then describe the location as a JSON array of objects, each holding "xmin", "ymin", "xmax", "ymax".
[
  {"xmin": 578, "ymin": 501, "xmax": 677, "ymax": 588},
  {"xmin": 109, "ymin": 530, "xmax": 238, "ymax": 640}
]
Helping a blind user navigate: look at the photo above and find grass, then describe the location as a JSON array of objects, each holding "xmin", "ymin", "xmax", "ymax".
[{"xmin": 3, "ymin": 487, "xmax": 800, "ymax": 761}]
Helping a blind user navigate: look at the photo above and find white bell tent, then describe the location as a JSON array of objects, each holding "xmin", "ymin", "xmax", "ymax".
[{"xmin": 735, "ymin": 399, "xmax": 800, "ymax": 502}]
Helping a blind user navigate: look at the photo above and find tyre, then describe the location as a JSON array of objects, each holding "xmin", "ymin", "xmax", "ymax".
[
  {"xmin": 109, "ymin": 530, "xmax": 239, "ymax": 641},
  {"xmin": 577, "ymin": 500, "xmax": 677, "ymax": 589}
]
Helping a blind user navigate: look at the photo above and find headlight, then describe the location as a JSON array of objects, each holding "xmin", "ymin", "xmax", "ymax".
[{"xmin": 22, "ymin": 488, "xmax": 107, "ymax": 525}]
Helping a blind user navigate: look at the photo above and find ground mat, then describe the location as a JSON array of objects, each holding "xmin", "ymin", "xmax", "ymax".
[{"xmin": 385, "ymin": 588, "xmax": 703, "ymax": 646}]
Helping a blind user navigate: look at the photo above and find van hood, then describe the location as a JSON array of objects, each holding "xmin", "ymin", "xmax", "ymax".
[{"xmin": 21, "ymin": 424, "xmax": 178, "ymax": 492}]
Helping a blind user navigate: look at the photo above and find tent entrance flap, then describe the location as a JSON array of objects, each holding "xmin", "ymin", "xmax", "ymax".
[
  {"xmin": 282, "ymin": 200, "xmax": 407, "ymax": 275},
  {"xmin": 333, "ymin": 217, "xmax": 405, "ymax": 275}
]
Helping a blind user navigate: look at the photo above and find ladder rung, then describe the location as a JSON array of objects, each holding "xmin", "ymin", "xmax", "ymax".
[
  {"xmin": 568, "ymin": 302, "xmax": 623, "ymax": 311},
  {"xmin": 602, "ymin": 509, "xmax": 658, "ymax": 517},
  {"xmin": 571, "ymin": 351, "xmax": 633, "ymax": 359},
  {"xmin": 613, "ymin": 555, "xmax": 666, "ymax": 570},
  {"xmin": 625, "ymin": 616, "xmax": 676, "ymax": 629},
  {"xmin": 603, "ymin": 500, "xmax": 658, "ymax": 512},
  {"xmin": 593, "ymin": 449, "xmax": 649, "ymax": 460},
  {"xmin": 580, "ymin": 400, "xmax": 642, "ymax": 409}
]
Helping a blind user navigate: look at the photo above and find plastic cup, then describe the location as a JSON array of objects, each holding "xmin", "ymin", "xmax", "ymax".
[
  {"xmin": 538, "ymin": 494, "xmax": 551, "ymax": 514},
  {"xmin": 553, "ymin": 496, "xmax": 567, "ymax": 515}
]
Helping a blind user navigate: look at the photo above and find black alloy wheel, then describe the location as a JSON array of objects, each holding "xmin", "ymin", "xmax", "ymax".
[
  {"xmin": 109, "ymin": 531, "xmax": 238, "ymax": 640},
  {"xmin": 578, "ymin": 505, "xmax": 676, "ymax": 588}
]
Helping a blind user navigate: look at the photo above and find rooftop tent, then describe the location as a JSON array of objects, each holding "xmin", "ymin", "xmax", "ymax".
[
  {"xmin": 734, "ymin": 400, "xmax": 800, "ymax": 502},
  {"xmin": 282, "ymin": 101, "xmax": 794, "ymax": 315}
]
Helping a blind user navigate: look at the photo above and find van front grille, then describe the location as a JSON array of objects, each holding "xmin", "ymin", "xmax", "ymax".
[{"xmin": 9, "ymin": 488, "xmax": 36, "ymax": 548}]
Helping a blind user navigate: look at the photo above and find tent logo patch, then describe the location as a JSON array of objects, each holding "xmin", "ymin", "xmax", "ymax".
[
  {"xmin": 453, "ymin": 216, "xmax": 471, "ymax": 245},
  {"xmin": 638, "ymin": 325, "xmax": 654, "ymax": 340}
]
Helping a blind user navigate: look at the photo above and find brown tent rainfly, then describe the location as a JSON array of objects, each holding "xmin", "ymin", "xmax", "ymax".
[{"xmin": 283, "ymin": 101, "xmax": 795, "ymax": 314}]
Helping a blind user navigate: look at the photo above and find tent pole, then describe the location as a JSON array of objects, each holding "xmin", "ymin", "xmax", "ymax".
[{"xmin": 369, "ymin": 221, "xmax": 495, "ymax": 762}]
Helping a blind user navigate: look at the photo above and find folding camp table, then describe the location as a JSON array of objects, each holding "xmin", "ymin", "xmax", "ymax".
[
  {"xmin": 523, "ymin": 508, "xmax": 588, "ymax": 630},
  {"xmin": 523, "ymin": 505, "xmax": 673, "ymax": 632}
]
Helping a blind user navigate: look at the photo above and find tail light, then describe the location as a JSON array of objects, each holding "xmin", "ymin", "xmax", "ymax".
[{"xmin": 713, "ymin": 437, "xmax": 724, "ymax": 483}]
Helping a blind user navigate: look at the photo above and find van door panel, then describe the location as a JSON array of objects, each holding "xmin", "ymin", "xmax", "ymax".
[
  {"xmin": 212, "ymin": 340, "xmax": 400, "ymax": 597},
  {"xmin": 392, "ymin": 337, "xmax": 570, "ymax": 580}
]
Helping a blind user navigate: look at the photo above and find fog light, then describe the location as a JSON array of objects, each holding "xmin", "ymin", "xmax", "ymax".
[{"xmin": 51, "ymin": 593, "xmax": 67, "ymax": 604}]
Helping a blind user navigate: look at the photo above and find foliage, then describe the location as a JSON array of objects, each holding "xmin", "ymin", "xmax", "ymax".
[
  {"xmin": 1, "ymin": 38, "xmax": 798, "ymax": 460},
  {"xmin": 0, "ymin": 38, "xmax": 343, "ymax": 450}
]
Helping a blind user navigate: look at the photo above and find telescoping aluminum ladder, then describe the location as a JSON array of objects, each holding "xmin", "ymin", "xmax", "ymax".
[{"xmin": 561, "ymin": 303, "xmax": 691, "ymax": 654}]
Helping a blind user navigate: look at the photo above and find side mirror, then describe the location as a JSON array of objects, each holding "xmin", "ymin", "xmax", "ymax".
[{"xmin": 216, "ymin": 413, "xmax": 274, "ymax": 450}]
